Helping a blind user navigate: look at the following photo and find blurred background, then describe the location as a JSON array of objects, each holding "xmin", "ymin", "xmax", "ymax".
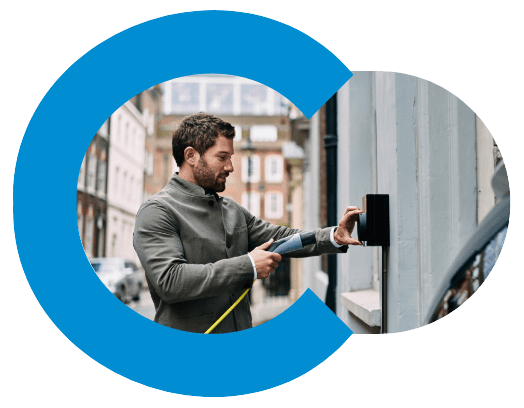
[
  {"xmin": 78, "ymin": 72, "xmax": 506, "ymax": 333},
  {"xmin": 79, "ymin": 74, "xmax": 302, "ymax": 325}
]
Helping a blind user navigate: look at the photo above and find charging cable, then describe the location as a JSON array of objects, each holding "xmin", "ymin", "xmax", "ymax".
[{"xmin": 205, "ymin": 232, "xmax": 316, "ymax": 334}]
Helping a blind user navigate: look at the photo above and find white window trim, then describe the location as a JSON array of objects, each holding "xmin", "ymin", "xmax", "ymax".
[
  {"xmin": 77, "ymin": 203, "xmax": 84, "ymax": 241},
  {"xmin": 241, "ymin": 191, "xmax": 261, "ymax": 218},
  {"xmin": 233, "ymin": 125, "xmax": 242, "ymax": 142},
  {"xmin": 265, "ymin": 191, "xmax": 283, "ymax": 219},
  {"xmin": 265, "ymin": 154, "xmax": 283, "ymax": 183},
  {"xmin": 242, "ymin": 155, "xmax": 260, "ymax": 183},
  {"xmin": 86, "ymin": 154, "xmax": 97, "ymax": 195},
  {"xmin": 78, "ymin": 157, "xmax": 86, "ymax": 190},
  {"xmin": 84, "ymin": 215, "xmax": 94, "ymax": 258},
  {"xmin": 97, "ymin": 161, "xmax": 106, "ymax": 196}
]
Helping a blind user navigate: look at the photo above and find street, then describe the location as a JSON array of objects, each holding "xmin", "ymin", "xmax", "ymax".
[
  {"xmin": 126, "ymin": 287, "xmax": 289, "ymax": 328},
  {"xmin": 128, "ymin": 288, "xmax": 155, "ymax": 321}
]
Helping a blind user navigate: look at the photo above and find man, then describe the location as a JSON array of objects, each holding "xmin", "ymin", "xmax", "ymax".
[{"xmin": 133, "ymin": 112, "xmax": 362, "ymax": 333}]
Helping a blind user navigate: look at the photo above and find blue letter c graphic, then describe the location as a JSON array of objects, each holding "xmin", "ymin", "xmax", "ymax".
[{"xmin": 13, "ymin": 11, "xmax": 353, "ymax": 396}]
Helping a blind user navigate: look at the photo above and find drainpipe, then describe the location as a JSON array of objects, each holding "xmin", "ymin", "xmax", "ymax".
[{"xmin": 324, "ymin": 94, "xmax": 338, "ymax": 313}]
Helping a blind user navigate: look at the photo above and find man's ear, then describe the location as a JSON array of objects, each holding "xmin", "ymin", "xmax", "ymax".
[{"xmin": 184, "ymin": 147, "xmax": 199, "ymax": 166}]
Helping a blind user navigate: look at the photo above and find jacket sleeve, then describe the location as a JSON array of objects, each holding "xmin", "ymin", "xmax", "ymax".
[
  {"xmin": 133, "ymin": 201, "xmax": 254, "ymax": 304},
  {"xmin": 238, "ymin": 205, "xmax": 348, "ymax": 257}
]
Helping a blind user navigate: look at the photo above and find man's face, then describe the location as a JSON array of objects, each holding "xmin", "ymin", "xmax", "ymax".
[{"xmin": 193, "ymin": 134, "xmax": 234, "ymax": 192}]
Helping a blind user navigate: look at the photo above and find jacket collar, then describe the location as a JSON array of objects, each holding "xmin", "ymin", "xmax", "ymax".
[{"xmin": 169, "ymin": 173, "xmax": 220, "ymax": 199}]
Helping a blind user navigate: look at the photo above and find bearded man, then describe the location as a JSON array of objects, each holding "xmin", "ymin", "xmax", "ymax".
[{"xmin": 133, "ymin": 112, "xmax": 362, "ymax": 333}]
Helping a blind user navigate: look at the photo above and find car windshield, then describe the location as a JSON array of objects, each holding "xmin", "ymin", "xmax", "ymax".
[{"xmin": 429, "ymin": 225, "xmax": 508, "ymax": 323}]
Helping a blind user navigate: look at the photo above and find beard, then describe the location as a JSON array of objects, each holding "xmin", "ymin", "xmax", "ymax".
[{"xmin": 194, "ymin": 156, "xmax": 227, "ymax": 192}]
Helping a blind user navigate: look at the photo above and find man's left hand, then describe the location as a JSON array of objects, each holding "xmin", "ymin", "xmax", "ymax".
[{"xmin": 333, "ymin": 206, "xmax": 363, "ymax": 246}]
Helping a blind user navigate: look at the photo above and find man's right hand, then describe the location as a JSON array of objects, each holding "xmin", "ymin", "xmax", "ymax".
[{"xmin": 249, "ymin": 239, "xmax": 282, "ymax": 279}]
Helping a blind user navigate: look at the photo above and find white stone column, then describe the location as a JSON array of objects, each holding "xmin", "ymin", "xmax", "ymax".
[{"xmin": 301, "ymin": 112, "xmax": 323, "ymax": 299}]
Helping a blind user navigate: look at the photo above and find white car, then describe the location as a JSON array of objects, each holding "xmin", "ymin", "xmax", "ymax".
[
  {"xmin": 425, "ymin": 161, "xmax": 509, "ymax": 324},
  {"xmin": 90, "ymin": 258, "xmax": 144, "ymax": 303}
]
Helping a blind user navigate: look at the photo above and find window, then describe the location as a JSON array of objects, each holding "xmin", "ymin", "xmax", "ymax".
[
  {"xmin": 111, "ymin": 233, "xmax": 117, "ymax": 257},
  {"xmin": 96, "ymin": 226, "xmax": 106, "ymax": 256},
  {"xmin": 77, "ymin": 202, "xmax": 84, "ymax": 242},
  {"xmin": 265, "ymin": 155, "xmax": 283, "ymax": 182},
  {"xmin": 240, "ymin": 84, "xmax": 268, "ymax": 115},
  {"xmin": 146, "ymin": 152, "xmax": 154, "ymax": 176},
  {"xmin": 242, "ymin": 192, "xmax": 261, "ymax": 217},
  {"xmin": 250, "ymin": 125, "xmax": 278, "ymax": 142},
  {"xmin": 97, "ymin": 161, "xmax": 106, "ymax": 195},
  {"xmin": 242, "ymin": 155, "xmax": 260, "ymax": 183},
  {"xmin": 171, "ymin": 82, "xmax": 200, "ymax": 113},
  {"xmin": 123, "ymin": 172, "xmax": 127, "ymax": 196},
  {"xmin": 114, "ymin": 167, "xmax": 120, "ymax": 194},
  {"xmin": 234, "ymin": 125, "xmax": 242, "ymax": 142},
  {"xmin": 78, "ymin": 156, "xmax": 86, "ymax": 189},
  {"xmin": 265, "ymin": 192, "xmax": 283, "ymax": 219},
  {"xmin": 86, "ymin": 154, "xmax": 97, "ymax": 192},
  {"xmin": 147, "ymin": 112, "xmax": 155, "ymax": 136},
  {"xmin": 84, "ymin": 212, "xmax": 94, "ymax": 257},
  {"xmin": 206, "ymin": 83, "xmax": 234, "ymax": 114}
]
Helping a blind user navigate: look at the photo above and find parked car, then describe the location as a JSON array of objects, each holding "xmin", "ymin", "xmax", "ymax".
[
  {"xmin": 90, "ymin": 258, "xmax": 144, "ymax": 304},
  {"xmin": 425, "ymin": 161, "xmax": 509, "ymax": 325}
]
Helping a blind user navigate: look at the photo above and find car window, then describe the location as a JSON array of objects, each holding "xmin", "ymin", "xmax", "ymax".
[
  {"xmin": 91, "ymin": 263, "xmax": 103, "ymax": 272},
  {"xmin": 429, "ymin": 226, "xmax": 508, "ymax": 323},
  {"xmin": 91, "ymin": 261, "xmax": 123, "ymax": 272}
]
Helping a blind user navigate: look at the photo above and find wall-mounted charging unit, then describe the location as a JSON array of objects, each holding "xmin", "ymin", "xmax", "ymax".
[
  {"xmin": 357, "ymin": 194, "xmax": 390, "ymax": 247},
  {"xmin": 356, "ymin": 194, "xmax": 390, "ymax": 334}
]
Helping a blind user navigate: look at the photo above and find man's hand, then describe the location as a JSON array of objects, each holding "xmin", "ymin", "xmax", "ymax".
[
  {"xmin": 250, "ymin": 239, "xmax": 282, "ymax": 279},
  {"xmin": 333, "ymin": 206, "xmax": 364, "ymax": 246}
]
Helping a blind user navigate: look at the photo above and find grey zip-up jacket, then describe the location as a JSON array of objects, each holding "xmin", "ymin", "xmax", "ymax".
[{"xmin": 133, "ymin": 173, "xmax": 347, "ymax": 333}]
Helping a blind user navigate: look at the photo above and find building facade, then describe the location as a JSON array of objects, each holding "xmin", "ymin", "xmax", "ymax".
[
  {"xmin": 77, "ymin": 120, "xmax": 109, "ymax": 258},
  {"xmin": 138, "ymin": 85, "xmax": 163, "ymax": 202},
  {"xmin": 105, "ymin": 100, "xmax": 147, "ymax": 265},
  {"xmin": 158, "ymin": 75, "xmax": 301, "ymax": 324}
]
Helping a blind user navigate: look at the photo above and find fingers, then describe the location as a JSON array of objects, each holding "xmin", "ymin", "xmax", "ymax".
[
  {"xmin": 256, "ymin": 238, "xmax": 274, "ymax": 251},
  {"xmin": 252, "ymin": 245, "xmax": 282, "ymax": 279},
  {"xmin": 347, "ymin": 238, "xmax": 363, "ymax": 246},
  {"xmin": 269, "ymin": 260, "xmax": 279, "ymax": 269},
  {"xmin": 341, "ymin": 207, "xmax": 363, "ymax": 223},
  {"xmin": 264, "ymin": 256, "xmax": 280, "ymax": 271},
  {"xmin": 257, "ymin": 261, "xmax": 279, "ymax": 279},
  {"xmin": 344, "ymin": 206, "xmax": 361, "ymax": 216},
  {"xmin": 270, "ymin": 252, "xmax": 282, "ymax": 262}
]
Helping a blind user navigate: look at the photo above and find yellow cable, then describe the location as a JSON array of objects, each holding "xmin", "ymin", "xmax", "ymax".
[{"xmin": 205, "ymin": 280, "xmax": 256, "ymax": 334}]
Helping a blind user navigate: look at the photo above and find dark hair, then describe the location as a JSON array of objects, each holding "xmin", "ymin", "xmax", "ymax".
[{"xmin": 172, "ymin": 112, "xmax": 235, "ymax": 167}]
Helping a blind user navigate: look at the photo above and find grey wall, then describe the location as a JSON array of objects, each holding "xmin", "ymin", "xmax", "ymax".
[{"xmin": 337, "ymin": 72, "xmax": 478, "ymax": 333}]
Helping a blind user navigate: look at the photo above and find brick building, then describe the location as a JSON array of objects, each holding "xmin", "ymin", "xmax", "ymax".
[
  {"xmin": 155, "ymin": 75, "xmax": 302, "ymax": 323},
  {"xmin": 78, "ymin": 86, "xmax": 161, "ymax": 264},
  {"xmin": 77, "ymin": 121, "xmax": 109, "ymax": 258},
  {"xmin": 157, "ymin": 75, "xmax": 295, "ymax": 225}
]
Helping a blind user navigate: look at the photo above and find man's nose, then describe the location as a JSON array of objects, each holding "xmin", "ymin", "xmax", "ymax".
[{"xmin": 225, "ymin": 159, "xmax": 234, "ymax": 172}]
